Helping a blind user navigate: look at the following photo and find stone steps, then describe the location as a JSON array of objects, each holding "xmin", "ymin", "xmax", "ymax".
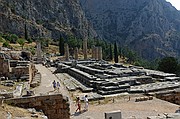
[
  {"xmin": 98, "ymin": 89, "xmax": 127, "ymax": 95},
  {"xmin": 63, "ymin": 77, "xmax": 93, "ymax": 92}
]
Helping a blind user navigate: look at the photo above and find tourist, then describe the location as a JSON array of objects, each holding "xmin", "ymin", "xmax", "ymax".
[
  {"xmin": 57, "ymin": 81, "xmax": 60, "ymax": 92},
  {"xmin": 52, "ymin": 80, "xmax": 56, "ymax": 91},
  {"xmin": 175, "ymin": 107, "xmax": 180, "ymax": 113},
  {"xmin": 75, "ymin": 97, "xmax": 81, "ymax": 113},
  {"xmin": 84, "ymin": 95, "xmax": 89, "ymax": 111},
  {"xmin": 128, "ymin": 96, "xmax": 131, "ymax": 101}
]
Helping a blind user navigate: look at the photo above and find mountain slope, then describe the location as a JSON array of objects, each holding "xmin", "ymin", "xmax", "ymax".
[
  {"xmin": 0, "ymin": 0, "xmax": 96, "ymax": 40},
  {"xmin": 80, "ymin": 0, "xmax": 180, "ymax": 60}
]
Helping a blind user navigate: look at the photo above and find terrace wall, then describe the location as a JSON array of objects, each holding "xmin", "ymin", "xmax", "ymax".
[{"xmin": 5, "ymin": 94, "xmax": 70, "ymax": 119}]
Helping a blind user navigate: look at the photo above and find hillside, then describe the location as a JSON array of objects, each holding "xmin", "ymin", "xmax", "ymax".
[
  {"xmin": 0, "ymin": 0, "xmax": 96, "ymax": 40},
  {"xmin": 80, "ymin": 0, "xmax": 180, "ymax": 60},
  {"xmin": 1, "ymin": 0, "xmax": 180, "ymax": 60}
]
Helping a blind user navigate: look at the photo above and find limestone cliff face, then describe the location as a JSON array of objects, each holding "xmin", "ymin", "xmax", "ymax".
[
  {"xmin": 80, "ymin": 0, "xmax": 180, "ymax": 60},
  {"xmin": 0, "ymin": 0, "xmax": 96, "ymax": 39}
]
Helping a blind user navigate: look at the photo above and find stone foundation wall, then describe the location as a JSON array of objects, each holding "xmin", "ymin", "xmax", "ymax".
[
  {"xmin": 0, "ymin": 58, "xmax": 10, "ymax": 77},
  {"xmin": 11, "ymin": 67, "xmax": 29, "ymax": 76},
  {"xmin": 4, "ymin": 94, "xmax": 70, "ymax": 119},
  {"xmin": 156, "ymin": 90, "xmax": 180, "ymax": 105}
]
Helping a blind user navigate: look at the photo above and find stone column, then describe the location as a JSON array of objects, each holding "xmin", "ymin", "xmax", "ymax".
[
  {"xmin": 36, "ymin": 41, "xmax": 42, "ymax": 64},
  {"xmin": 95, "ymin": 47, "xmax": 99, "ymax": 60},
  {"xmin": 91, "ymin": 45, "xmax": 95, "ymax": 59},
  {"xmin": 64, "ymin": 43, "xmax": 69, "ymax": 61},
  {"xmin": 74, "ymin": 47, "xmax": 78, "ymax": 60},
  {"xmin": 83, "ymin": 38, "xmax": 88, "ymax": 60},
  {"xmin": 98, "ymin": 47, "xmax": 102, "ymax": 60}
]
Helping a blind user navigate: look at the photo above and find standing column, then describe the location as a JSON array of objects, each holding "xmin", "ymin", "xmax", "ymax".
[
  {"xmin": 98, "ymin": 47, "xmax": 102, "ymax": 60},
  {"xmin": 74, "ymin": 47, "xmax": 78, "ymax": 60},
  {"xmin": 95, "ymin": 47, "xmax": 99, "ymax": 60},
  {"xmin": 83, "ymin": 39, "xmax": 88, "ymax": 60},
  {"xmin": 36, "ymin": 41, "xmax": 42, "ymax": 64},
  {"xmin": 64, "ymin": 43, "xmax": 69, "ymax": 61},
  {"xmin": 92, "ymin": 45, "xmax": 95, "ymax": 59}
]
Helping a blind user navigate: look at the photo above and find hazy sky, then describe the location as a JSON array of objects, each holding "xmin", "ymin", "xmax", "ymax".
[{"xmin": 166, "ymin": 0, "xmax": 180, "ymax": 10}]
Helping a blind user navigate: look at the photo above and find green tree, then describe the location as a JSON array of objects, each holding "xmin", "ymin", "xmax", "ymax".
[
  {"xmin": 176, "ymin": 64, "xmax": 180, "ymax": 76},
  {"xmin": 59, "ymin": 36, "xmax": 65, "ymax": 56},
  {"xmin": 24, "ymin": 24, "xmax": 28, "ymax": 40},
  {"xmin": 27, "ymin": 38, "xmax": 33, "ymax": 43},
  {"xmin": 10, "ymin": 34, "xmax": 18, "ymax": 43},
  {"xmin": 114, "ymin": 42, "xmax": 118, "ymax": 63},
  {"xmin": 17, "ymin": 38, "xmax": 25, "ymax": 49},
  {"xmin": 3, "ymin": 41, "xmax": 10, "ymax": 48},
  {"xmin": 67, "ymin": 36, "xmax": 79, "ymax": 48},
  {"xmin": 66, "ymin": 36, "xmax": 82, "ymax": 56},
  {"xmin": 158, "ymin": 57, "xmax": 178, "ymax": 73}
]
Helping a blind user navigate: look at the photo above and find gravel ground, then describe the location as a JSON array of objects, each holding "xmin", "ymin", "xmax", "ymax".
[{"xmin": 70, "ymin": 96, "xmax": 179, "ymax": 119}]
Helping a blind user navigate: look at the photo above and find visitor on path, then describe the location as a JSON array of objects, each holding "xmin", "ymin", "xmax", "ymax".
[
  {"xmin": 57, "ymin": 81, "xmax": 60, "ymax": 92},
  {"xmin": 75, "ymin": 97, "xmax": 81, "ymax": 113},
  {"xmin": 52, "ymin": 80, "xmax": 56, "ymax": 91},
  {"xmin": 84, "ymin": 95, "xmax": 89, "ymax": 111},
  {"xmin": 175, "ymin": 107, "xmax": 180, "ymax": 113}
]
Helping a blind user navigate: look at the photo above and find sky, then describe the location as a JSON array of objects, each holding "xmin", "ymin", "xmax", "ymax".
[{"xmin": 166, "ymin": 0, "xmax": 180, "ymax": 10}]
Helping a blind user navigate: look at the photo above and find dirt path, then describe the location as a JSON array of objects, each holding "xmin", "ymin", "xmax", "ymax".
[{"xmin": 34, "ymin": 64, "xmax": 74, "ymax": 113}]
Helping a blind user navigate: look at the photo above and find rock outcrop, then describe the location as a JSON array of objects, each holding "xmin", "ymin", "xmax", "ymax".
[
  {"xmin": 0, "ymin": 0, "xmax": 96, "ymax": 40},
  {"xmin": 80, "ymin": 0, "xmax": 180, "ymax": 60}
]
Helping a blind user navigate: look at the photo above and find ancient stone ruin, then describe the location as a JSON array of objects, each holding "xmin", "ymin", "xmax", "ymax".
[
  {"xmin": 4, "ymin": 94, "xmax": 70, "ymax": 119},
  {"xmin": 0, "ymin": 52, "xmax": 36, "ymax": 82},
  {"xmin": 56, "ymin": 61, "xmax": 180, "ymax": 98}
]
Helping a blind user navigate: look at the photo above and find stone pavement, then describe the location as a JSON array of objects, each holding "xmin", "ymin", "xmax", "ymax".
[
  {"xmin": 34, "ymin": 64, "xmax": 74, "ymax": 113},
  {"xmin": 34, "ymin": 64, "xmax": 56, "ymax": 95}
]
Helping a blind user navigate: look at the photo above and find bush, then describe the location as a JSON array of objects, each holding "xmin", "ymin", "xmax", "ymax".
[
  {"xmin": 158, "ymin": 57, "xmax": 178, "ymax": 73},
  {"xmin": 0, "ymin": 36, "xmax": 5, "ymax": 43},
  {"xmin": 3, "ymin": 41, "xmax": 10, "ymax": 48},
  {"xmin": 27, "ymin": 38, "xmax": 33, "ymax": 43},
  {"xmin": 10, "ymin": 34, "xmax": 18, "ymax": 43},
  {"xmin": 1, "ymin": 33, "xmax": 19, "ymax": 43}
]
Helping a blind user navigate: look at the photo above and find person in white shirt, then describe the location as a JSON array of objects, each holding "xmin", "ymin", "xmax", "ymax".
[
  {"xmin": 84, "ymin": 95, "xmax": 88, "ymax": 111},
  {"xmin": 57, "ymin": 81, "xmax": 60, "ymax": 92}
]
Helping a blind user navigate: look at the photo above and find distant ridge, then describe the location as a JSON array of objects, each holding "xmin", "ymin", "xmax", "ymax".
[
  {"xmin": 0, "ymin": 0, "xmax": 97, "ymax": 40},
  {"xmin": 80, "ymin": 0, "xmax": 180, "ymax": 60}
]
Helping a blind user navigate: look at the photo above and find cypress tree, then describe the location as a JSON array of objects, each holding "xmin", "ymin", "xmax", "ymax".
[
  {"xmin": 59, "ymin": 36, "xmax": 65, "ymax": 56},
  {"xmin": 24, "ymin": 24, "xmax": 28, "ymax": 40},
  {"xmin": 109, "ymin": 44, "xmax": 113, "ymax": 60},
  {"xmin": 114, "ymin": 42, "xmax": 118, "ymax": 63}
]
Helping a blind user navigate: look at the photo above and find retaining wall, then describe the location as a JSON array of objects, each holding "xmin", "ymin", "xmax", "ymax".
[{"xmin": 4, "ymin": 94, "xmax": 70, "ymax": 119}]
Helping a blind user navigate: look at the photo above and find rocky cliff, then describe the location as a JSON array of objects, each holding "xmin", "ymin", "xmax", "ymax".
[
  {"xmin": 0, "ymin": 0, "xmax": 96, "ymax": 40},
  {"xmin": 80, "ymin": 0, "xmax": 180, "ymax": 60}
]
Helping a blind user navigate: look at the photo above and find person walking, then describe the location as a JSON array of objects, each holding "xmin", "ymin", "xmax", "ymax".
[
  {"xmin": 52, "ymin": 80, "xmax": 56, "ymax": 91},
  {"xmin": 57, "ymin": 81, "xmax": 60, "ymax": 92},
  {"xmin": 84, "ymin": 95, "xmax": 89, "ymax": 111},
  {"xmin": 75, "ymin": 97, "xmax": 81, "ymax": 113}
]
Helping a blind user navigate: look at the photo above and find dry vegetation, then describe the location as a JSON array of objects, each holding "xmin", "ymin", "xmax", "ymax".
[{"xmin": 0, "ymin": 104, "xmax": 45, "ymax": 119}]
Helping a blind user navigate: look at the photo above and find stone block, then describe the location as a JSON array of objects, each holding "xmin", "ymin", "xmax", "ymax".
[
  {"xmin": 149, "ymin": 96, "xmax": 153, "ymax": 100},
  {"xmin": 43, "ymin": 100, "xmax": 56, "ymax": 106},
  {"xmin": 50, "ymin": 94, "xmax": 63, "ymax": 100},
  {"xmin": 56, "ymin": 109, "xmax": 62, "ymax": 114},
  {"xmin": 55, "ymin": 103, "xmax": 63, "ymax": 108},
  {"xmin": 105, "ymin": 110, "xmax": 122, "ymax": 119},
  {"xmin": 46, "ymin": 109, "xmax": 56, "ymax": 115},
  {"xmin": 29, "ymin": 101, "xmax": 41, "ymax": 107},
  {"xmin": 55, "ymin": 98, "xmax": 63, "ymax": 103},
  {"xmin": 4, "ymin": 94, "xmax": 70, "ymax": 119},
  {"xmin": 144, "ymin": 97, "xmax": 149, "ymax": 101},
  {"xmin": 0, "ymin": 92, "xmax": 13, "ymax": 98}
]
